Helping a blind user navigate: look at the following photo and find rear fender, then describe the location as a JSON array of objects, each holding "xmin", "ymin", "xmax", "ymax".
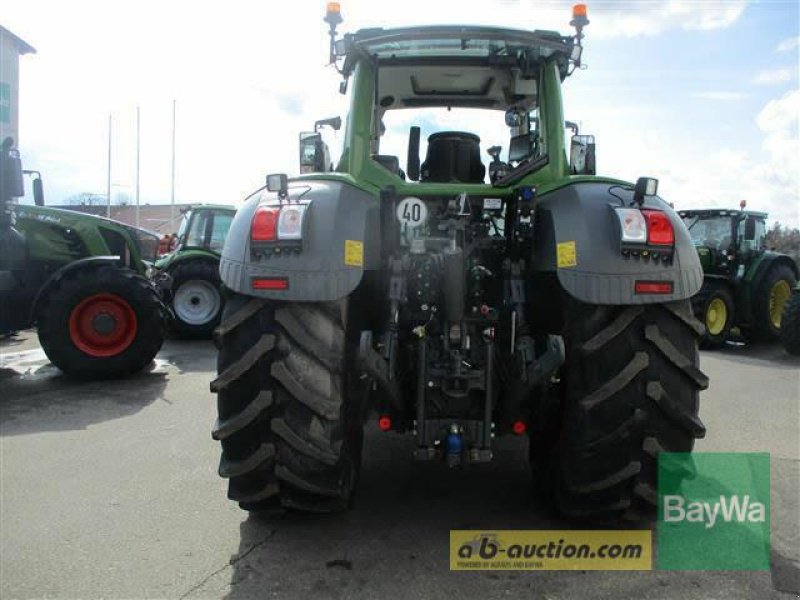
[
  {"xmin": 219, "ymin": 180, "xmax": 380, "ymax": 301},
  {"xmin": 30, "ymin": 256, "xmax": 120, "ymax": 323},
  {"xmin": 531, "ymin": 182, "xmax": 703, "ymax": 304}
]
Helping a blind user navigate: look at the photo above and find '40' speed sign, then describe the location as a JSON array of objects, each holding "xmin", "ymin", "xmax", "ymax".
[{"xmin": 396, "ymin": 197, "xmax": 428, "ymax": 228}]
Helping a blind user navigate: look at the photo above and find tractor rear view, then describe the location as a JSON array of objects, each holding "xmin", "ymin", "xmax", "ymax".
[
  {"xmin": 1, "ymin": 138, "xmax": 165, "ymax": 378},
  {"xmin": 679, "ymin": 208, "xmax": 798, "ymax": 346},
  {"xmin": 210, "ymin": 5, "xmax": 708, "ymax": 520}
]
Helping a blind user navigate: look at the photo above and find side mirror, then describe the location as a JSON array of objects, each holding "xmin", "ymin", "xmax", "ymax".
[
  {"xmin": 743, "ymin": 217, "xmax": 756, "ymax": 241},
  {"xmin": 508, "ymin": 133, "xmax": 535, "ymax": 163},
  {"xmin": 0, "ymin": 140, "xmax": 24, "ymax": 199},
  {"xmin": 314, "ymin": 116, "xmax": 342, "ymax": 132},
  {"xmin": 32, "ymin": 177, "xmax": 44, "ymax": 206},
  {"xmin": 569, "ymin": 134, "xmax": 595, "ymax": 175},
  {"xmin": 299, "ymin": 132, "xmax": 324, "ymax": 173}
]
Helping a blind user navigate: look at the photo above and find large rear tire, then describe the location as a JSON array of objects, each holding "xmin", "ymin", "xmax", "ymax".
[
  {"xmin": 752, "ymin": 264, "xmax": 796, "ymax": 342},
  {"xmin": 552, "ymin": 300, "xmax": 708, "ymax": 520},
  {"xmin": 779, "ymin": 288, "xmax": 800, "ymax": 356},
  {"xmin": 37, "ymin": 265, "xmax": 165, "ymax": 378},
  {"xmin": 691, "ymin": 282, "xmax": 734, "ymax": 348},
  {"xmin": 211, "ymin": 293, "xmax": 363, "ymax": 513},
  {"xmin": 169, "ymin": 260, "xmax": 223, "ymax": 339}
]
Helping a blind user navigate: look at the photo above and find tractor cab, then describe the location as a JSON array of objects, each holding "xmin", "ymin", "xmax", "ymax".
[
  {"xmin": 678, "ymin": 208, "xmax": 767, "ymax": 277},
  {"xmin": 306, "ymin": 8, "xmax": 597, "ymax": 193},
  {"xmin": 174, "ymin": 205, "xmax": 236, "ymax": 255}
]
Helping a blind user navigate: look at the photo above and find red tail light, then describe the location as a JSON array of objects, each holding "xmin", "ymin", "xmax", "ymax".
[
  {"xmin": 251, "ymin": 277, "xmax": 289, "ymax": 290},
  {"xmin": 634, "ymin": 280, "xmax": 673, "ymax": 295},
  {"xmin": 642, "ymin": 210, "xmax": 674, "ymax": 245},
  {"xmin": 251, "ymin": 207, "xmax": 279, "ymax": 242}
]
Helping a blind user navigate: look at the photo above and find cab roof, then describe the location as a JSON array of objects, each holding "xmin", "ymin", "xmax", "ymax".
[
  {"xmin": 340, "ymin": 26, "xmax": 575, "ymax": 111},
  {"xmin": 678, "ymin": 209, "xmax": 768, "ymax": 219}
]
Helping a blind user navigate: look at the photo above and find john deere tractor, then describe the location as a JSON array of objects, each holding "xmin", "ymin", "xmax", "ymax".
[
  {"xmin": 779, "ymin": 283, "xmax": 800, "ymax": 355},
  {"xmin": 211, "ymin": 5, "xmax": 708, "ymax": 519},
  {"xmin": 0, "ymin": 138, "xmax": 165, "ymax": 378},
  {"xmin": 679, "ymin": 208, "xmax": 798, "ymax": 347},
  {"xmin": 154, "ymin": 205, "xmax": 236, "ymax": 337}
]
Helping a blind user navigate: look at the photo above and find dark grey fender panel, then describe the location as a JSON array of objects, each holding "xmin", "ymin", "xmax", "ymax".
[
  {"xmin": 532, "ymin": 182, "xmax": 703, "ymax": 305},
  {"xmin": 219, "ymin": 180, "xmax": 380, "ymax": 301}
]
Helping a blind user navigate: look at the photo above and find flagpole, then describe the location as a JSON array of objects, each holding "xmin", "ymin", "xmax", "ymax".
[
  {"xmin": 170, "ymin": 99, "xmax": 176, "ymax": 227},
  {"xmin": 106, "ymin": 113, "xmax": 112, "ymax": 218},
  {"xmin": 135, "ymin": 105, "xmax": 140, "ymax": 229}
]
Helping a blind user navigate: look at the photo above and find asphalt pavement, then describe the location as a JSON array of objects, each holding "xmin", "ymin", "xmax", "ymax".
[{"xmin": 1, "ymin": 331, "xmax": 798, "ymax": 599}]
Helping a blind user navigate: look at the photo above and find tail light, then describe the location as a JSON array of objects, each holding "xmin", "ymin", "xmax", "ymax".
[
  {"xmin": 642, "ymin": 210, "xmax": 675, "ymax": 245},
  {"xmin": 615, "ymin": 208, "xmax": 648, "ymax": 243},
  {"xmin": 251, "ymin": 207, "xmax": 279, "ymax": 242},
  {"xmin": 277, "ymin": 205, "xmax": 308, "ymax": 240},
  {"xmin": 615, "ymin": 208, "xmax": 674, "ymax": 246},
  {"xmin": 252, "ymin": 277, "xmax": 289, "ymax": 290},
  {"xmin": 251, "ymin": 204, "xmax": 308, "ymax": 243},
  {"xmin": 634, "ymin": 280, "xmax": 673, "ymax": 295}
]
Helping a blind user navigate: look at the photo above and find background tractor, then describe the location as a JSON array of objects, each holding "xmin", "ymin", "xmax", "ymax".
[
  {"xmin": 153, "ymin": 204, "xmax": 236, "ymax": 338},
  {"xmin": 679, "ymin": 208, "xmax": 798, "ymax": 347},
  {"xmin": 779, "ymin": 283, "xmax": 800, "ymax": 355},
  {"xmin": 211, "ymin": 5, "xmax": 708, "ymax": 520},
  {"xmin": 1, "ymin": 138, "xmax": 165, "ymax": 378}
]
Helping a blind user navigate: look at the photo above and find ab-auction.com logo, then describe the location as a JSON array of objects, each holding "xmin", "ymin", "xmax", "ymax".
[
  {"xmin": 657, "ymin": 452, "xmax": 770, "ymax": 570},
  {"xmin": 450, "ymin": 530, "xmax": 652, "ymax": 571}
]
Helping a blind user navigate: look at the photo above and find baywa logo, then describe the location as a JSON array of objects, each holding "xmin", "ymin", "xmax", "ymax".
[
  {"xmin": 657, "ymin": 452, "xmax": 770, "ymax": 571},
  {"xmin": 663, "ymin": 494, "xmax": 766, "ymax": 529}
]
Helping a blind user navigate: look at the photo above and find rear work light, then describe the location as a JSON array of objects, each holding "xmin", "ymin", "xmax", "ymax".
[
  {"xmin": 634, "ymin": 280, "xmax": 673, "ymax": 295},
  {"xmin": 251, "ymin": 204, "xmax": 308, "ymax": 243},
  {"xmin": 642, "ymin": 210, "xmax": 675, "ymax": 245}
]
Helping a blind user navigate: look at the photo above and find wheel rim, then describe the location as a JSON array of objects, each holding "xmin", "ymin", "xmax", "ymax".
[
  {"xmin": 705, "ymin": 298, "xmax": 728, "ymax": 336},
  {"xmin": 174, "ymin": 279, "xmax": 221, "ymax": 326},
  {"xmin": 68, "ymin": 293, "xmax": 138, "ymax": 357},
  {"xmin": 769, "ymin": 280, "xmax": 791, "ymax": 329}
]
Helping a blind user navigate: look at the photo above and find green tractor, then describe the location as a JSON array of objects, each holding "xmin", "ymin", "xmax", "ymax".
[
  {"xmin": 779, "ymin": 283, "xmax": 800, "ymax": 355},
  {"xmin": 0, "ymin": 138, "xmax": 165, "ymax": 378},
  {"xmin": 679, "ymin": 208, "xmax": 798, "ymax": 347},
  {"xmin": 153, "ymin": 205, "xmax": 236, "ymax": 338},
  {"xmin": 211, "ymin": 5, "xmax": 709, "ymax": 519}
]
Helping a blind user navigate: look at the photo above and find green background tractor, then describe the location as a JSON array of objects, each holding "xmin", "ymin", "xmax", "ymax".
[
  {"xmin": 154, "ymin": 204, "xmax": 236, "ymax": 338},
  {"xmin": 1, "ymin": 139, "xmax": 165, "ymax": 378},
  {"xmin": 779, "ymin": 282, "xmax": 800, "ymax": 355},
  {"xmin": 679, "ymin": 208, "xmax": 798, "ymax": 346}
]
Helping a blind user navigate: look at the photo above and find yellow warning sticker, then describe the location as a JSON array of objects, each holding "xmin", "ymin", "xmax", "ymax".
[
  {"xmin": 557, "ymin": 241, "xmax": 577, "ymax": 268},
  {"xmin": 344, "ymin": 239, "xmax": 364, "ymax": 267}
]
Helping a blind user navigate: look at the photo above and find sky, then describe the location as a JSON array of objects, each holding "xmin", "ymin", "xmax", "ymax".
[{"xmin": 3, "ymin": 0, "xmax": 799, "ymax": 227}]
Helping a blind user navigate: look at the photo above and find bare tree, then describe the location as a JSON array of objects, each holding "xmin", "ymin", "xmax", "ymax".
[
  {"xmin": 767, "ymin": 222, "xmax": 800, "ymax": 264},
  {"xmin": 64, "ymin": 192, "xmax": 106, "ymax": 206}
]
